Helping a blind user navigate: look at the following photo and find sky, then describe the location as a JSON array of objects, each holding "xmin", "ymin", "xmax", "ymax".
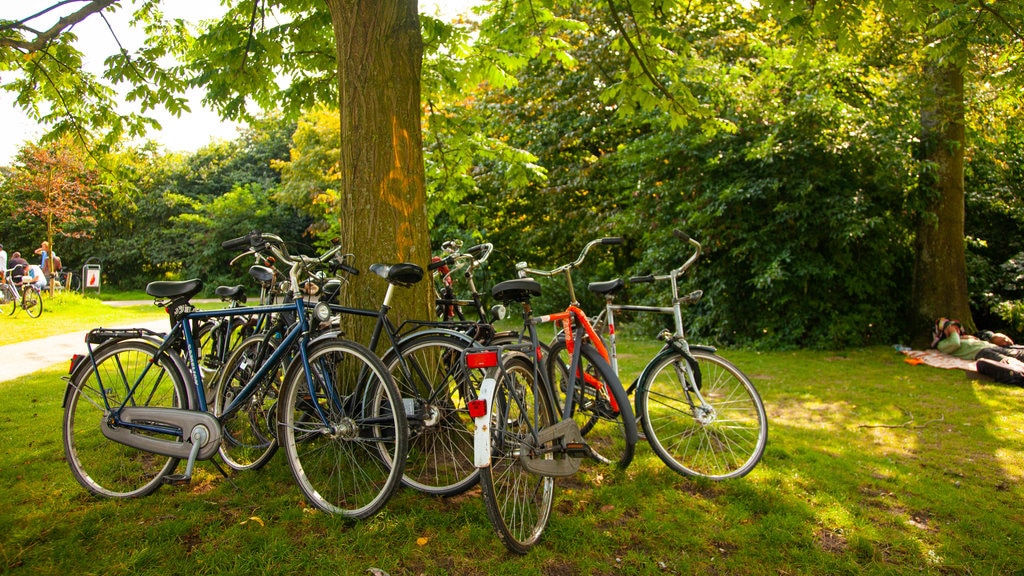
[{"xmin": 0, "ymin": 1, "xmax": 480, "ymax": 165}]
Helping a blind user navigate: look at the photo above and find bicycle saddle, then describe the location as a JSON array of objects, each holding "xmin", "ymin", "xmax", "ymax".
[
  {"xmin": 491, "ymin": 278, "xmax": 542, "ymax": 303},
  {"xmin": 249, "ymin": 265, "xmax": 275, "ymax": 286},
  {"xmin": 215, "ymin": 285, "xmax": 247, "ymax": 303},
  {"xmin": 369, "ymin": 263, "xmax": 424, "ymax": 287},
  {"xmin": 146, "ymin": 279, "xmax": 204, "ymax": 300},
  {"xmin": 588, "ymin": 278, "xmax": 624, "ymax": 296}
]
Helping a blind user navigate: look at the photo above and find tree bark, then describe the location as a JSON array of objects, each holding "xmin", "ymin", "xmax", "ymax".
[
  {"xmin": 324, "ymin": 0, "xmax": 433, "ymax": 345},
  {"xmin": 912, "ymin": 60, "xmax": 972, "ymax": 344}
]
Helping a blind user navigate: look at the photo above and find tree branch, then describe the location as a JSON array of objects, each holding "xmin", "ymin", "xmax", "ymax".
[
  {"xmin": 976, "ymin": 0, "xmax": 1024, "ymax": 44},
  {"xmin": 605, "ymin": 0, "xmax": 684, "ymax": 114},
  {"xmin": 0, "ymin": 0, "xmax": 119, "ymax": 53}
]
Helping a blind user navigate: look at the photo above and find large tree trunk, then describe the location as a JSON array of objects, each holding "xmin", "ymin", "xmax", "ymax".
[
  {"xmin": 325, "ymin": 0, "xmax": 433, "ymax": 345},
  {"xmin": 912, "ymin": 60, "xmax": 971, "ymax": 345}
]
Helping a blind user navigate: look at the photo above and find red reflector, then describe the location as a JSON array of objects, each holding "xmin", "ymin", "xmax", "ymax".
[
  {"xmin": 466, "ymin": 350, "xmax": 498, "ymax": 369},
  {"xmin": 468, "ymin": 399, "xmax": 487, "ymax": 418},
  {"xmin": 69, "ymin": 354, "xmax": 82, "ymax": 374}
]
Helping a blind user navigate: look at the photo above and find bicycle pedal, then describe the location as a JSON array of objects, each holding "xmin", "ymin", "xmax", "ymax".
[
  {"xmin": 562, "ymin": 441, "xmax": 592, "ymax": 459},
  {"xmin": 162, "ymin": 474, "xmax": 191, "ymax": 486}
]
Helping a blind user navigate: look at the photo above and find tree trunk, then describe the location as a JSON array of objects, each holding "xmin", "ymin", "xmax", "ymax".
[
  {"xmin": 912, "ymin": 60, "xmax": 971, "ymax": 345},
  {"xmin": 325, "ymin": 0, "xmax": 433, "ymax": 346}
]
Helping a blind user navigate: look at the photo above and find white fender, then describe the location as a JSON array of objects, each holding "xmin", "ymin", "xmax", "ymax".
[{"xmin": 473, "ymin": 376, "xmax": 497, "ymax": 468}]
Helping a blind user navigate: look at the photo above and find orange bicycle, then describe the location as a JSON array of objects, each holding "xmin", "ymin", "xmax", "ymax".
[{"xmin": 514, "ymin": 237, "xmax": 635, "ymax": 468}]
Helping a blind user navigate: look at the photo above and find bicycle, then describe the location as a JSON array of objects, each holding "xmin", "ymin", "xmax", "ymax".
[
  {"xmin": 2, "ymin": 269, "xmax": 43, "ymax": 317},
  {"xmin": 467, "ymin": 275, "xmax": 638, "ymax": 553},
  {"xmin": 210, "ymin": 231, "xmax": 486, "ymax": 496},
  {"xmin": 515, "ymin": 237, "xmax": 636, "ymax": 468},
  {"xmin": 61, "ymin": 233, "xmax": 408, "ymax": 518},
  {"xmin": 550, "ymin": 230, "xmax": 768, "ymax": 479},
  {"xmin": 430, "ymin": 240, "xmax": 506, "ymax": 326}
]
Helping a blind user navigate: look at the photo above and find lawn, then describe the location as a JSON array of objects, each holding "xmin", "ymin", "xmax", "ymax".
[{"xmin": 2, "ymin": 336, "xmax": 1023, "ymax": 574}]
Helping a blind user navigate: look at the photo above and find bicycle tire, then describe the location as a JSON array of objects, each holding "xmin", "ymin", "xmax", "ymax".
[
  {"xmin": 62, "ymin": 339, "xmax": 189, "ymax": 498},
  {"xmin": 636, "ymin": 348, "xmax": 767, "ymax": 479},
  {"xmin": 213, "ymin": 333, "xmax": 282, "ymax": 471},
  {"xmin": 546, "ymin": 338, "xmax": 637, "ymax": 469},
  {"xmin": 479, "ymin": 354, "xmax": 556, "ymax": 554},
  {"xmin": 1, "ymin": 284, "xmax": 16, "ymax": 315},
  {"xmin": 383, "ymin": 332, "xmax": 481, "ymax": 496},
  {"xmin": 277, "ymin": 339, "xmax": 408, "ymax": 518},
  {"xmin": 22, "ymin": 285, "xmax": 42, "ymax": 317}
]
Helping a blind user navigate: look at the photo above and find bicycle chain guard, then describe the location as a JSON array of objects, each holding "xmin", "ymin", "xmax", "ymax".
[{"xmin": 519, "ymin": 418, "xmax": 584, "ymax": 477}]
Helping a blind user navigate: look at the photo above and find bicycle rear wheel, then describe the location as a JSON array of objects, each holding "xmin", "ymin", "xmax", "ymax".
[
  {"xmin": 546, "ymin": 338, "xmax": 637, "ymax": 469},
  {"xmin": 62, "ymin": 340, "xmax": 189, "ymax": 497},
  {"xmin": 22, "ymin": 286, "xmax": 42, "ymax": 317},
  {"xmin": 1, "ymin": 285, "xmax": 16, "ymax": 315},
  {"xmin": 384, "ymin": 332, "xmax": 481, "ymax": 496},
  {"xmin": 277, "ymin": 339, "xmax": 408, "ymax": 518},
  {"xmin": 214, "ymin": 333, "xmax": 282, "ymax": 471},
  {"xmin": 479, "ymin": 354, "xmax": 556, "ymax": 554},
  {"xmin": 636, "ymin": 348, "xmax": 767, "ymax": 479}
]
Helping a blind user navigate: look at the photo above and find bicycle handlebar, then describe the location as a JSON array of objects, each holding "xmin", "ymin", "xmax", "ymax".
[
  {"xmin": 429, "ymin": 241, "xmax": 494, "ymax": 274},
  {"xmin": 222, "ymin": 231, "xmax": 356, "ymax": 297},
  {"xmin": 628, "ymin": 229, "xmax": 702, "ymax": 286},
  {"xmin": 515, "ymin": 236, "xmax": 623, "ymax": 279}
]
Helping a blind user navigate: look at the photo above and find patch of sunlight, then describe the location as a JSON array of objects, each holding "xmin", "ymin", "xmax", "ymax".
[
  {"xmin": 994, "ymin": 448, "xmax": 1024, "ymax": 482},
  {"xmin": 864, "ymin": 427, "xmax": 919, "ymax": 458},
  {"xmin": 770, "ymin": 399, "xmax": 853, "ymax": 432}
]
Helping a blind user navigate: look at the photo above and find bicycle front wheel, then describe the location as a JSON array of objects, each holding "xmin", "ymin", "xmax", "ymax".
[
  {"xmin": 479, "ymin": 354, "xmax": 556, "ymax": 554},
  {"xmin": 62, "ymin": 340, "xmax": 189, "ymax": 498},
  {"xmin": 636, "ymin": 348, "xmax": 767, "ymax": 479},
  {"xmin": 22, "ymin": 286, "xmax": 42, "ymax": 317},
  {"xmin": 546, "ymin": 339, "xmax": 637, "ymax": 469},
  {"xmin": 385, "ymin": 332, "xmax": 481, "ymax": 496},
  {"xmin": 214, "ymin": 333, "xmax": 282, "ymax": 471},
  {"xmin": 277, "ymin": 339, "xmax": 408, "ymax": 518}
]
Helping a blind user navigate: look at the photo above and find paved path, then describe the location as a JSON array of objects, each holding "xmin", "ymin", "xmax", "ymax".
[
  {"xmin": 0, "ymin": 299, "xmax": 220, "ymax": 383},
  {"xmin": 0, "ymin": 318, "xmax": 171, "ymax": 383}
]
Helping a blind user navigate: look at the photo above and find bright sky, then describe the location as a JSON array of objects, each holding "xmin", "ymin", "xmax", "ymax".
[{"xmin": 0, "ymin": 1, "xmax": 480, "ymax": 165}]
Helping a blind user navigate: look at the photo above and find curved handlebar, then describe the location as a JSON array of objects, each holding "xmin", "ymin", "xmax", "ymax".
[
  {"xmin": 516, "ymin": 236, "xmax": 623, "ymax": 278},
  {"xmin": 223, "ymin": 231, "xmax": 354, "ymax": 298},
  {"xmin": 627, "ymin": 229, "xmax": 702, "ymax": 286},
  {"xmin": 430, "ymin": 241, "xmax": 494, "ymax": 274}
]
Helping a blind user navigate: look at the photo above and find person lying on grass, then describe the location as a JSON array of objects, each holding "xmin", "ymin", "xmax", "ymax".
[{"xmin": 933, "ymin": 317, "xmax": 1024, "ymax": 386}]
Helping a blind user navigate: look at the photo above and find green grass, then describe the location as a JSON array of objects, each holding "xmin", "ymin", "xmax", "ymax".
[
  {"xmin": 3, "ymin": 340, "xmax": 1024, "ymax": 574},
  {"xmin": 0, "ymin": 292, "xmax": 166, "ymax": 345}
]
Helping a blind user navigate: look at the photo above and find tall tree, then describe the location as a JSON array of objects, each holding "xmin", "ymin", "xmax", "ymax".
[
  {"xmin": 757, "ymin": 0, "xmax": 1024, "ymax": 342},
  {"xmin": 2, "ymin": 1, "xmax": 433, "ymax": 324}
]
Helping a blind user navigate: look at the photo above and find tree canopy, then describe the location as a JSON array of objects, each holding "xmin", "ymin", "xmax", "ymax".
[{"xmin": 2, "ymin": 0, "xmax": 1024, "ymax": 348}]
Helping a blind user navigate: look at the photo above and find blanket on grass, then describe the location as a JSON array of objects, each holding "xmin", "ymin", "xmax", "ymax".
[{"xmin": 902, "ymin": 349, "xmax": 977, "ymax": 371}]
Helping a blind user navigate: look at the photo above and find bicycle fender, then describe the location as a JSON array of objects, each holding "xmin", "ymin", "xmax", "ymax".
[
  {"xmin": 473, "ymin": 375, "xmax": 498, "ymax": 468},
  {"xmin": 637, "ymin": 345, "xmax": 715, "ymax": 394}
]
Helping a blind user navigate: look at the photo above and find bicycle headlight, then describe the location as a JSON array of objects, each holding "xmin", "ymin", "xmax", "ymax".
[{"xmin": 313, "ymin": 302, "xmax": 332, "ymax": 323}]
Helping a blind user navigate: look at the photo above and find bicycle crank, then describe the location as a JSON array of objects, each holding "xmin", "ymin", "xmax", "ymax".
[{"xmin": 519, "ymin": 418, "xmax": 585, "ymax": 477}]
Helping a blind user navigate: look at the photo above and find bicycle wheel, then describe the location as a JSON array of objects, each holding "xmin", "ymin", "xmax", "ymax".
[
  {"xmin": 62, "ymin": 340, "xmax": 189, "ymax": 498},
  {"xmin": 1, "ymin": 285, "xmax": 16, "ymax": 315},
  {"xmin": 277, "ymin": 339, "xmax": 407, "ymax": 518},
  {"xmin": 384, "ymin": 332, "xmax": 481, "ymax": 496},
  {"xmin": 546, "ymin": 338, "xmax": 637, "ymax": 469},
  {"xmin": 213, "ymin": 333, "xmax": 282, "ymax": 471},
  {"xmin": 479, "ymin": 354, "xmax": 556, "ymax": 554},
  {"xmin": 636, "ymin": 348, "xmax": 767, "ymax": 479},
  {"xmin": 22, "ymin": 285, "xmax": 42, "ymax": 317}
]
